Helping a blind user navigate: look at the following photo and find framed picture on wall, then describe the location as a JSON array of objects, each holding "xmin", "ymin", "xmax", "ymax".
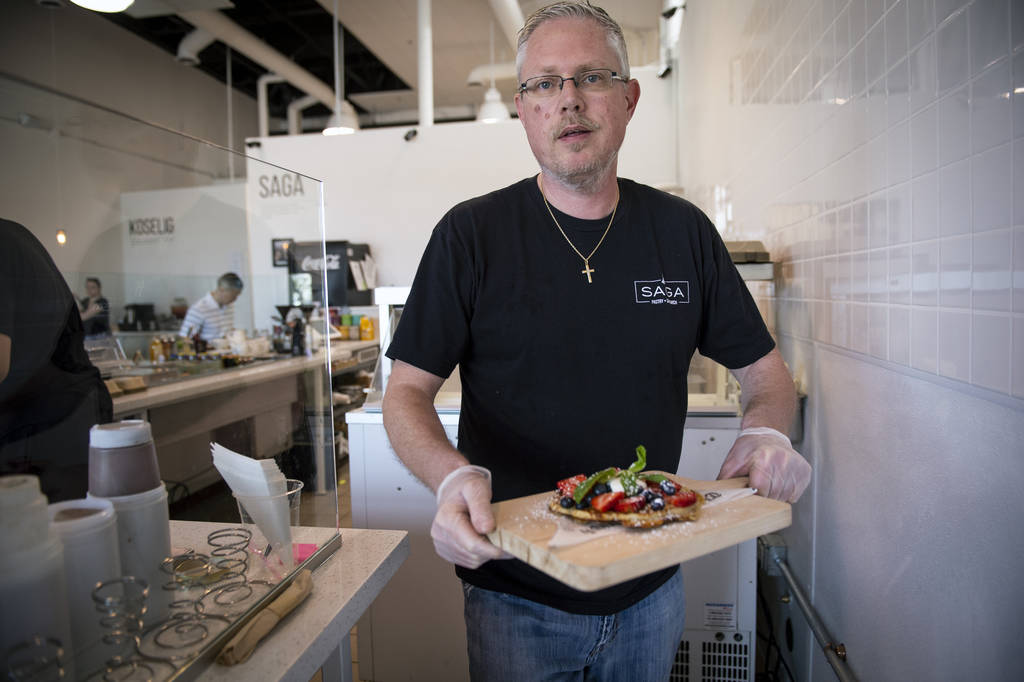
[{"xmin": 272, "ymin": 238, "xmax": 293, "ymax": 267}]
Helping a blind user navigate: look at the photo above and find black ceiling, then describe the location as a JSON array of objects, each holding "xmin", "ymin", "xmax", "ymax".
[{"xmin": 101, "ymin": 0, "xmax": 409, "ymax": 127}]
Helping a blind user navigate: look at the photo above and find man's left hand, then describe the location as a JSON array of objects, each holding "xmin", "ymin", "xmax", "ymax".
[{"xmin": 717, "ymin": 432, "xmax": 811, "ymax": 503}]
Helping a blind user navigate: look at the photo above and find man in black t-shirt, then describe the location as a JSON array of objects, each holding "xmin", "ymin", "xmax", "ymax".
[
  {"xmin": 383, "ymin": 3, "xmax": 812, "ymax": 680},
  {"xmin": 79, "ymin": 276, "xmax": 111, "ymax": 336},
  {"xmin": 1, "ymin": 219, "xmax": 113, "ymax": 502}
]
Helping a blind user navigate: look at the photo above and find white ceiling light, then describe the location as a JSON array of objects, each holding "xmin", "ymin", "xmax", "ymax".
[
  {"xmin": 323, "ymin": 0, "xmax": 360, "ymax": 136},
  {"xmin": 476, "ymin": 21, "xmax": 510, "ymax": 123},
  {"xmin": 69, "ymin": 0, "xmax": 134, "ymax": 12}
]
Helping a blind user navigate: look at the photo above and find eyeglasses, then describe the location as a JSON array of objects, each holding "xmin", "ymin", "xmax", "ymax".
[{"xmin": 518, "ymin": 68, "xmax": 628, "ymax": 97}]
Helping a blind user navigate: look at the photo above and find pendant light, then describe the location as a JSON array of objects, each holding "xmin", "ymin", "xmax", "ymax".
[
  {"xmin": 69, "ymin": 0, "xmax": 134, "ymax": 11},
  {"xmin": 323, "ymin": 0, "xmax": 359, "ymax": 135},
  {"xmin": 476, "ymin": 22, "xmax": 510, "ymax": 123}
]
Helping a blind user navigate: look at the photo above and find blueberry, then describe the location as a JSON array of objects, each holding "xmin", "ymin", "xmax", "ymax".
[
  {"xmin": 660, "ymin": 480, "xmax": 678, "ymax": 495},
  {"xmin": 559, "ymin": 496, "xmax": 574, "ymax": 508},
  {"xmin": 642, "ymin": 489, "xmax": 656, "ymax": 502},
  {"xmin": 592, "ymin": 483, "xmax": 611, "ymax": 495},
  {"xmin": 575, "ymin": 500, "xmax": 589, "ymax": 510},
  {"xmin": 649, "ymin": 497, "xmax": 666, "ymax": 511}
]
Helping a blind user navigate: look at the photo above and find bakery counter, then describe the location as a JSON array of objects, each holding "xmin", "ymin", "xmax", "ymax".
[{"xmin": 113, "ymin": 340, "xmax": 378, "ymax": 495}]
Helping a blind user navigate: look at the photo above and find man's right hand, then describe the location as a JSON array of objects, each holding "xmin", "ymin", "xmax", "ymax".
[{"xmin": 431, "ymin": 467, "xmax": 511, "ymax": 569}]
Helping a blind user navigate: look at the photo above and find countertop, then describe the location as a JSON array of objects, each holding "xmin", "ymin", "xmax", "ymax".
[
  {"xmin": 168, "ymin": 521, "xmax": 409, "ymax": 682},
  {"xmin": 112, "ymin": 340, "xmax": 378, "ymax": 416}
]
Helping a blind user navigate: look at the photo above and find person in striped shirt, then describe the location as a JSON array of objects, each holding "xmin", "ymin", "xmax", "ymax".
[{"xmin": 179, "ymin": 272, "xmax": 244, "ymax": 341}]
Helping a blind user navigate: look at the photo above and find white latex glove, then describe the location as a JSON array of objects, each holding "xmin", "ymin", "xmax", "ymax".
[
  {"xmin": 431, "ymin": 465, "xmax": 512, "ymax": 569},
  {"xmin": 717, "ymin": 428, "xmax": 811, "ymax": 503}
]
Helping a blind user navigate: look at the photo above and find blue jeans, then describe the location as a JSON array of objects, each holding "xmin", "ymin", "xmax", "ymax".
[{"xmin": 462, "ymin": 571, "xmax": 686, "ymax": 682}]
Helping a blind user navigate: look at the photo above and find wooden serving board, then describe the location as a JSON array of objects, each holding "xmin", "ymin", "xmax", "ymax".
[{"xmin": 486, "ymin": 474, "xmax": 790, "ymax": 592}]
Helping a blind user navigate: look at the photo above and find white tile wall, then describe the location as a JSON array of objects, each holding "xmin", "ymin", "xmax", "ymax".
[{"xmin": 681, "ymin": 0, "xmax": 1021, "ymax": 399}]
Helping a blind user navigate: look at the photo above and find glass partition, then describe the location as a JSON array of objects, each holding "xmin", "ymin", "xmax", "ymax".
[{"xmin": 0, "ymin": 74, "xmax": 344, "ymax": 680}]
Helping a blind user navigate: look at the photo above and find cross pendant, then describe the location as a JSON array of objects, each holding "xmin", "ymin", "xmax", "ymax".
[{"xmin": 581, "ymin": 261, "xmax": 595, "ymax": 284}]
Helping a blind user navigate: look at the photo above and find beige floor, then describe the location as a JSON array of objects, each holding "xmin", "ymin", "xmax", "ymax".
[{"xmin": 307, "ymin": 457, "xmax": 363, "ymax": 682}]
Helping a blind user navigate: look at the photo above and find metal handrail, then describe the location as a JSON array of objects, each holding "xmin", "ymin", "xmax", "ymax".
[{"xmin": 759, "ymin": 535, "xmax": 858, "ymax": 682}]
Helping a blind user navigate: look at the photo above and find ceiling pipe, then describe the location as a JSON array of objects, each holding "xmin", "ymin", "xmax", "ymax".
[
  {"xmin": 179, "ymin": 9, "xmax": 336, "ymax": 110},
  {"xmin": 256, "ymin": 74, "xmax": 286, "ymax": 138},
  {"xmin": 417, "ymin": 0, "xmax": 433, "ymax": 126},
  {"xmin": 487, "ymin": 0, "xmax": 525, "ymax": 55},
  {"xmin": 466, "ymin": 62, "xmax": 517, "ymax": 87},
  {"xmin": 175, "ymin": 27, "xmax": 215, "ymax": 66},
  {"xmin": 286, "ymin": 94, "xmax": 320, "ymax": 135}
]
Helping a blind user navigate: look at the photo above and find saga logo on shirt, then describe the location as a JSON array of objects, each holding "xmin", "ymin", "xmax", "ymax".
[{"xmin": 634, "ymin": 279, "xmax": 690, "ymax": 305}]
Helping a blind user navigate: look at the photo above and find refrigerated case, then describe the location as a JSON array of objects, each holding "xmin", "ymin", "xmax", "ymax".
[{"xmin": 348, "ymin": 287, "xmax": 757, "ymax": 681}]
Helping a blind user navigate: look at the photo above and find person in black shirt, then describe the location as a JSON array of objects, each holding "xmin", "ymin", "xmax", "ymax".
[
  {"xmin": 383, "ymin": 3, "xmax": 812, "ymax": 680},
  {"xmin": 1, "ymin": 219, "xmax": 112, "ymax": 502},
  {"xmin": 79, "ymin": 276, "xmax": 111, "ymax": 336}
]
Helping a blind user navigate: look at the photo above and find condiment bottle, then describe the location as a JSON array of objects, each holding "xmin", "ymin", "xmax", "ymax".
[
  {"xmin": 149, "ymin": 336, "xmax": 162, "ymax": 363},
  {"xmin": 360, "ymin": 315, "xmax": 375, "ymax": 340}
]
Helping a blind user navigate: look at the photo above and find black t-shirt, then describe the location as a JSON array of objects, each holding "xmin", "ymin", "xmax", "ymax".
[
  {"xmin": 0, "ymin": 219, "xmax": 112, "ymax": 446},
  {"xmin": 386, "ymin": 177, "xmax": 774, "ymax": 614},
  {"xmin": 79, "ymin": 296, "xmax": 111, "ymax": 336}
]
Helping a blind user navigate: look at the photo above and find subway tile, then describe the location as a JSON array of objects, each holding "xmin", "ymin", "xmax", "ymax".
[
  {"xmin": 851, "ymin": 0, "xmax": 868, "ymax": 44},
  {"xmin": 867, "ymin": 21, "xmax": 888, "ymax": 86},
  {"xmin": 971, "ymin": 143, "xmax": 1012, "ymax": 233},
  {"xmin": 937, "ymin": 309, "xmax": 971, "ymax": 381},
  {"xmin": 1015, "ymin": 0, "xmax": 1024, "ymax": 53},
  {"xmin": 971, "ymin": 59, "xmax": 1012, "ymax": 154},
  {"xmin": 890, "ymin": 305, "xmax": 911, "ymax": 364},
  {"xmin": 870, "ymin": 247, "xmax": 890, "ymax": 301},
  {"xmin": 852, "ymin": 40, "xmax": 868, "ymax": 95},
  {"xmin": 869, "ymin": 193, "xmax": 889, "ymax": 247},
  {"xmin": 869, "ymin": 304, "xmax": 889, "ymax": 358},
  {"xmin": 910, "ymin": 104, "xmax": 938, "ymax": 175},
  {"xmin": 852, "ymin": 250, "xmax": 871, "ymax": 301},
  {"xmin": 1013, "ymin": 51, "xmax": 1024, "ymax": 139},
  {"xmin": 912, "ymin": 171, "xmax": 939, "ymax": 240},
  {"xmin": 938, "ymin": 158, "xmax": 971, "ymax": 236},
  {"xmin": 912, "ymin": 240, "xmax": 940, "ymax": 305},
  {"xmin": 937, "ymin": 85, "xmax": 970, "ymax": 165},
  {"xmin": 908, "ymin": 0, "xmax": 935, "ymax": 48},
  {"xmin": 888, "ymin": 182, "xmax": 913, "ymax": 244},
  {"xmin": 888, "ymin": 59, "xmax": 911, "ymax": 125},
  {"xmin": 836, "ymin": 4, "xmax": 853, "ymax": 57},
  {"xmin": 832, "ymin": 301, "xmax": 850, "ymax": 346},
  {"xmin": 867, "ymin": 0, "xmax": 887, "ymax": 29},
  {"xmin": 939, "ymin": 234, "xmax": 972, "ymax": 307},
  {"xmin": 1012, "ymin": 226, "xmax": 1024, "ymax": 313},
  {"xmin": 824, "ymin": 210, "xmax": 838, "ymax": 256},
  {"xmin": 888, "ymin": 121, "xmax": 912, "ymax": 184},
  {"xmin": 1014, "ymin": 317, "xmax": 1024, "ymax": 397},
  {"xmin": 936, "ymin": 9, "xmax": 969, "ymax": 93},
  {"xmin": 850, "ymin": 302, "xmax": 871, "ymax": 352},
  {"xmin": 969, "ymin": 0, "xmax": 1010, "ymax": 77},
  {"xmin": 837, "ymin": 205, "xmax": 853, "ymax": 254},
  {"xmin": 972, "ymin": 228, "xmax": 1012, "ymax": 311},
  {"xmin": 934, "ymin": 0, "xmax": 965, "ymax": 26},
  {"xmin": 971, "ymin": 312, "xmax": 1011, "ymax": 393},
  {"xmin": 868, "ymin": 80, "xmax": 889, "ymax": 138},
  {"xmin": 911, "ymin": 307, "xmax": 938, "ymax": 371},
  {"xmin": 834, "ymin": 252, "xmax": 852, "ymax": 300},
  {"xmin": 909, "ymin": 35, "xmax": 937, "ymax": 112},
  {"xmin": 887, "ymin": 1, "xmax": 909, "ymax": 71},
  {"xmin": 814, "ymin": 301, "xmax": 832, "ymax": 343},
  {"xmin": 869, "ymin": 134, "xmax": 888, "ymax": 193},
  {"xmin": 890, "ymin": 244, "xmax": 913, "ymax": 303},
  {"xmin": 851, "ymin": 200, "xmax": 870, "ymax": 250},
  {"xmin": 1016, "ymin": 140, "xmax": 1024, "ymax": 224}
]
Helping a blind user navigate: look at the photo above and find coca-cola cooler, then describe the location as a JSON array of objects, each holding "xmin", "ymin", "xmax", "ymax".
[{"xmin": 288, "ymin": 240, "xmax": 373, "ymax": 308}]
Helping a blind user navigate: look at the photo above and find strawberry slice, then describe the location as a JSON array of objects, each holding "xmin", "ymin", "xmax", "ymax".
[
  {"xmin": 614, "ymin": 494, "xmax": 647, "ymax": 513},
  {"xmin": 590, "ymin": 491, "xmax": 624, "ymax": 512},
  {"xmin": 667, "ymin": 490, "xmax": 697, "ymax": 507},
  {"xmin": 556, "ymin": 474, "xmax": 586, "ymax": 498}
]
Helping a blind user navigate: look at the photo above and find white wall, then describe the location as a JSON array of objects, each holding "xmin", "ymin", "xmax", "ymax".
[
  {"xmin": 676, "ymin": 0, "xmax": 1024, "ymax": 679},
  {"xmin": 248, "ymin": 64, "xmax": 679, "ymax": 287},
  {"xmin": 0, "ymin": 0, "xmax": 257, "ymax": 302}
]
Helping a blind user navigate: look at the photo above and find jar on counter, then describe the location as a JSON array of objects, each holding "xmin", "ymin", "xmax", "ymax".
[{"xmin": 360, "ymin": 315, "xmax": 375, "ymax": 341}]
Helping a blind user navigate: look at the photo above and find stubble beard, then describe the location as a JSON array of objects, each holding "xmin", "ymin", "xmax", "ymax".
[{"xmin": 542, "ymin": 147, "xmax": 618, "ymax": 194}]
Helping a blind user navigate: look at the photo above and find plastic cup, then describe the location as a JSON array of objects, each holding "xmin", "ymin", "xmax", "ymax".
[{"xmin": 233, "ymin": 480, "xmax": 303, "ymax": 578}]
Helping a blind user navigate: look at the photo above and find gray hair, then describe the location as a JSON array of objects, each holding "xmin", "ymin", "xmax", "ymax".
[
  {"xmin": 217, "ymin": 272, "xmax": 244, "ymax": 291},
  {"xmin": 515, "ymin": 1, "xmax": 630, "ymax": 81}
]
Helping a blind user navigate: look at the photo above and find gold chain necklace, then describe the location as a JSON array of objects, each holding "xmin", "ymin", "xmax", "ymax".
[{"xmin": 539, "ymin": 178, "xmax": 619, "ymax": 284}]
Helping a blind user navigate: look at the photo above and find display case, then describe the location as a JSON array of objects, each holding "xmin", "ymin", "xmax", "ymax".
[{"xmin": 1, "ymin": 74, "xmax": 344, "ymax": 680}]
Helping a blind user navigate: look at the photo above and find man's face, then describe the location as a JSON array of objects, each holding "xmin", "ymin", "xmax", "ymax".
[
  {"xmin": 215, "ymin": 287, "xmax": 241, "ymax": 305},
  {"xmin": 514, "ymin": 17, "xmax": 640, "ymax": 190},
  {"xmin": 85, "ymin": 281, "xmax": 100, "ymax": 298}
]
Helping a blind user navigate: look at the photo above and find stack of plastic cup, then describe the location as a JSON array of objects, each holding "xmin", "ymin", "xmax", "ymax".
[{"xmin": 0, "ymin": 475, "xmax": 75, "ymax": 681}]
